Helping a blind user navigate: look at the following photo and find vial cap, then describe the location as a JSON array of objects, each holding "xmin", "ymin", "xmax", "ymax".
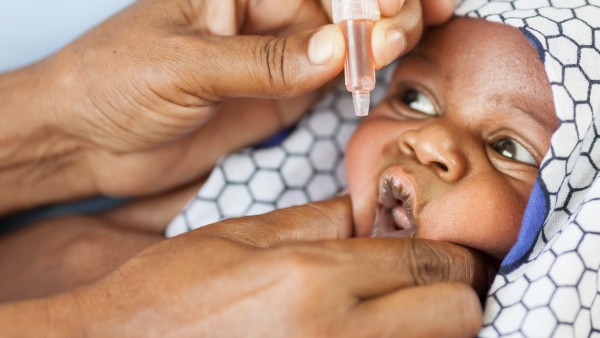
[{"xmin": 332, "ymin": 0, "xmax": 381, "ymax": 23}]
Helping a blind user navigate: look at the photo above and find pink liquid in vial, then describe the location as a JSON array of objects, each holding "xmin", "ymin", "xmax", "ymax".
[{"xmin": 341, "ymin": 19, "xmax": 376, "ymax": 93}]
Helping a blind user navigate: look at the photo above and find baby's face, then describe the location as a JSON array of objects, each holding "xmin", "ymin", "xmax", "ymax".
[{"xmin": 346, "ymin": 18, "xmax": 558, "ymax": 259}]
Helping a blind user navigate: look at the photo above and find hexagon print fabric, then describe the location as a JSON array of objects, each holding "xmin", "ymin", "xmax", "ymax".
[{"xmin": 454, "ymin": 1, "xmax": 600, "ymax": 336}]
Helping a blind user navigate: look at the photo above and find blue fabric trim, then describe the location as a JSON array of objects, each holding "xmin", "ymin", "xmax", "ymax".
[
  {"xmin": 520, "ymin": 27, "xmax": 546, "ymax": 63},
  {"xmin": 0, "ymin": 196, "xmax": 129, "ymax": 235},
  {"xmin": 495, "ymin": 27, "xmax": 550, "ymax": 274},
  {"xmin": 500, "ymin": 179, "xmax": 549, "ymax": 273},
  {"xmin": 254, "ymin": 127, "xmax": 294, "ymax": 149}
]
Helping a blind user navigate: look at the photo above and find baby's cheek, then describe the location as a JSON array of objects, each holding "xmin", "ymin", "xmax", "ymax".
[{"xmin": 417, "ymin": 184, "xmax": 525, "ymax": 260}]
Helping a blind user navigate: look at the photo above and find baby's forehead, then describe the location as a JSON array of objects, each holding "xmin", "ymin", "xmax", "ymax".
[
  {"xmin": 413, "ymin": 18, "xmax": 536, "ymax": 63},
  {"xmin": 387, "ymin": 17, "xmax": 557, "ymax": 132},
  {"xmin": 393, "ymin": 18, "xmax": 547, "ymax": 90}
]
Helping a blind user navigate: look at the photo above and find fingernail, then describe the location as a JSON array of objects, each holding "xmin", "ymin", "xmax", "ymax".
[
  {"xmin": 385, "ymin": 29, "xmax": 405, "ymax": 66},
  {"xmin": 309, "ymin": 26, "xmax": 335, "ymax": 65}
]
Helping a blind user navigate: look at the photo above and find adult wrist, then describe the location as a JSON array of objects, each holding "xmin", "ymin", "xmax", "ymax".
[{"xmin": 0, "ymin": 60, "xmax": 96, "ymax": 215}]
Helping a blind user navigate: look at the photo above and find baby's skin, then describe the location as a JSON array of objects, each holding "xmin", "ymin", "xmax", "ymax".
[{"xmin": 347, "ymin": 18, "xmax": 558, "ymax": 260}]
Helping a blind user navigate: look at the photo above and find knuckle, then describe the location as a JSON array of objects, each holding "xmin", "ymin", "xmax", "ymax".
[
  {"xmin": 253, "ymin": 37, "xmax": 291, "ymax": 95},
  {"xmin": 216, "ymin": 217, "xmax": 277, "ymax": 248},
  {"xmin": 406, "ymin": 240, "xmax": 451, "ymax": 285}
]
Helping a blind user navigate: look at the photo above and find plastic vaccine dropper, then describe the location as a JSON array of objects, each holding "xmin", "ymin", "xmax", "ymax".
[{"xmin": 333, "ymin": 0, "xmax": 380, "ymax": 116}]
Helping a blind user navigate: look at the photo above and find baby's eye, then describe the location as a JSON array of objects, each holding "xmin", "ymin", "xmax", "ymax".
[
  {"xmin": 492, "ymin": 139, "xmax": 537, "ymax": 166},
  {"xmin": 401, "ymin": 89, "xmax": 437, "ymax": 116}
]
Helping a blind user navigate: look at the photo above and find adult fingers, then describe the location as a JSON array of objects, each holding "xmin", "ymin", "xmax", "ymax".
[
  {"xmin": 194, "ymin": 196, "xmax": 354, "ymax": 246},
  {"xmin": 315, "ymin": 238, "xmax": 493, "ymax": 298},
  {"xmin": 350, "ymin": 283, "xmax": 483, "ymax": 338},
  {"xmin": 183, "ymin": 25, "xmax": 345, "ymax": 100},
  {"xmin": 421, "ymin": 0, "xmax": 456, "ymax": 25},
  {"xmin": 372, "ymin": 0, "xmax": 456, "ymax": 67},
  {"xmin": 198, "ymin": 216, "xmax": 493, "ymax": 296},
  {"xmin": 372, "ymin": 0, "xmax": 422, "ymax": 68},
  {"xmin": 378, "ymin": 0, "xmax": 455, "ymax": 25}
]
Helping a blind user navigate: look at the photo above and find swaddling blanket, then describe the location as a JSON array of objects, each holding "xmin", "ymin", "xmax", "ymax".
[
  {"xmin": 455, "ymin": 1, "xmax": 600, "ymax": 336},
  {"xmin": 167, "ymin": 1, "xmax": 600, "ymax": 336}
]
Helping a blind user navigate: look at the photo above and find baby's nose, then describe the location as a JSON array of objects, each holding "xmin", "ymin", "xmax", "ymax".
[{"xmin": 397, "ymin": 122, "xmax": 468, "ymax": 183}]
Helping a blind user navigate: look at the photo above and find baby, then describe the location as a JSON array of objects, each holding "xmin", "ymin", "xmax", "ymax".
[
  {"xmin": 168, "ymin": 17, "xmax": 557, "ymax": 262},
  {"xmin": 346, "ymin": 17, "xmax": 557, "ymax": 260}
]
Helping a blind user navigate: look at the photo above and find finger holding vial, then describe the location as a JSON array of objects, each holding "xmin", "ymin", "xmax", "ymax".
[
  {"xmin": 332, "ymin": 0, "xmax": 380, "ymax": 116},
  {"xmin": 331, "ymin": 0, "xmax": 455, "ymax": 116},
  {"xmin": 372, "ymin": 0, "xmax": 456, "ymax": 68}
]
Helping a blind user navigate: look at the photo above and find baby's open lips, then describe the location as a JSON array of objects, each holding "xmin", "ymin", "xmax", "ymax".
[{"xmin": 371, "ymin": 178, "xmax": 416, "ymax": 238}]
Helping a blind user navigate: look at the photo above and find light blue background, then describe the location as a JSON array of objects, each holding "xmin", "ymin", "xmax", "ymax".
[{"xmin": 0, "ymin": 0, "xmax": 135, "ymax": 72}]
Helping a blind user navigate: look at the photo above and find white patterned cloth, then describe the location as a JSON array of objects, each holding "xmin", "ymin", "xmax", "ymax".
[
  {"xmin": 167, "ymin": 1, "xmax": 600, "ymax": 336},
  {"xmin": 455, "ymin": 1, "xmax": 600, "ymax": 336}
]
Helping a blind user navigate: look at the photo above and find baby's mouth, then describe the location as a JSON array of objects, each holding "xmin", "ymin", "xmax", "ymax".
[{"xmin": 371, "ymin": 177, "xmax": 416, "ymax": 238}]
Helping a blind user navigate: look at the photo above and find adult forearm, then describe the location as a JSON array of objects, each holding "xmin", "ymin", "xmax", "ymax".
[{"xmin": 0, "ymin": 62, "xmax": 94, "ymax": 215}]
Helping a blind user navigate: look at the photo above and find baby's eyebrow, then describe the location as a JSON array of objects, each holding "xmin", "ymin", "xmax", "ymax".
[
  {"xmin": 510, "ymin": 104, "xmax": 557, "ymax": 134},
  {"xmin": 488, "ymin": 93, "xmax": 556, "ymax": 134},
  {"xmin": 402, "ymin": 52, "xmax": 439, "ymax": 69}
]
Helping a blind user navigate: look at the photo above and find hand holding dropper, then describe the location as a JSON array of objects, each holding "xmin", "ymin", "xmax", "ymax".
[{"xmin": 333, "ymin": 0, "xmax": 380, "ymax": 116}]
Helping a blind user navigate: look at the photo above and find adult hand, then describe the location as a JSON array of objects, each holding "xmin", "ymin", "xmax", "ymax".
[
  {"xmin": 3, "ymin": 197, "xmax": 490, "ymax": 337},
  {"xmin": 0, "ymin": 0, "xmax": 456, "ymax": 215},
  {"xmin": 5, "ymin": 0, "xmax": 452, "ymax": 204},
  {"xmin": 371, "ymin": 0, "xmax": 455, "ymax": 68}
]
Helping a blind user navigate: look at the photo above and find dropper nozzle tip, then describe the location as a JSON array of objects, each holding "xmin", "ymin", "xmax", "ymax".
[{"xmin": 353, "ymin": 91, "xmax": 370, "ymax": 116}]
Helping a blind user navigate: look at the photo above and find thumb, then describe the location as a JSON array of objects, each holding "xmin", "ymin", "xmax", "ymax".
[{"xmin": 194, "ymin": 25, "xmax": 346, "ymax": 99}]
